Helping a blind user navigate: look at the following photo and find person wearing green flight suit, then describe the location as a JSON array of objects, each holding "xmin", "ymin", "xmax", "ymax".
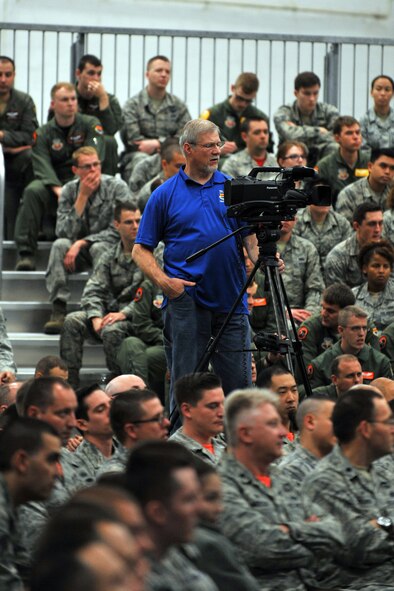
[{"xmin": 14, "ymin": 82, "xmax": 105, "ymax": 271}]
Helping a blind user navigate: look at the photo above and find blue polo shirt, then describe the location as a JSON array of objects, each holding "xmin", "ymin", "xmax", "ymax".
[{"xmin": 135, "ymin": 167, "xmax": 249, "ymax": 313}]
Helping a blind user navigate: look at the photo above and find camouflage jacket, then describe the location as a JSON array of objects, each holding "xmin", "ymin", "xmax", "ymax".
[
  {"xmin": 122, "ymin": 88, "xmax": 191, "ymax": 150},
  {"xmin": 273, "ymin": 100, "xmax": 339, "ymax": 153},
  {"xmin": 56, "ymin": 174, "xmax": 131, "ymax": 243},
  {"xmin": 302, "ymin": 445, "xmax": 394, "ymax": 589},
  {"xmin": 0, "ymin": 474, "xmax": 23, "ymax": 590},
  {"xmin": 76, "ymin": 87, "xmax": 123, "ymax": 136},
  {"xmin": 325, "ymin": 232, "xmax": 364, "ymax": 287},
  {"xmin": 80, "ymin": 241, "xmax": 143, "ymax": 320},
  {"xmin": 68, "ymin": 438, "xmax": 117, "ymax": 486},
  {"xmin": 293, "ymin": 207, "xmax": 352, "ymax": 272},
  {"xmin": 336, "ymin": 176, "xmax": 389, "ymax": 223},
  {"xmin": 221, "ymin": 149, "xmax": 278, "ymax": 179},
  {"xmin": 218, "ymin": 454, "xmax": 343, "ymax": 591},
  {"xmin": 0, "ymin": 307, "xmax": 16, "ymax": 374},
  {"xmin": 169, "ymin": 428, "xmax": 226, "ymax": 465},
  {"xmin": 96, "ymin": 443, "xmax": 129, "ymax": 478},
  {"xmin": 129, "ymin": 152, "xmax": 162, "ymax": 196},
  {"xmin": 146, "ymin": 545, "xmax": 219, "ymax": 591},
  {"xmin": 279, "ymin": 234, "xmax": 323, "ymax": 313},
  {"xmin": 360, "ymin": 107, "xmax": 394, "ymax": 151},
  {"xmin": 352, "ymin": 279, "xmax": 394, "ymax": 333}
]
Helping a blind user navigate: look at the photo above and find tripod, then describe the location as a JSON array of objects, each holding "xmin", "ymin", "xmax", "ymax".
[{"xmin": 169, "ymin": 223, "xmax": 313, "ymax": 429}]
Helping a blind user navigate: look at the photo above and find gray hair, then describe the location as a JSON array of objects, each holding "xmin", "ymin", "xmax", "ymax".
[
  {"xmin": 179, "ymin": 119, "xmax": 220, "ymax": 150},
  {"xmin": 224, "ymin": 388, "xmax": 279, "ymax": 447}
]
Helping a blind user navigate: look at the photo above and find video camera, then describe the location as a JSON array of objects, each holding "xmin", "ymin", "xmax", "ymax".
[{"xmin": 224, "ymin": 166, "xmax": 331, "ymax": 223}]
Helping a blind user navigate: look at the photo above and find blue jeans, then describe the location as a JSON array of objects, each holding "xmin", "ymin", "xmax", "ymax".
[{"xmin": 163, "ymin": 291, "xmax": 252, "ymax": 412}]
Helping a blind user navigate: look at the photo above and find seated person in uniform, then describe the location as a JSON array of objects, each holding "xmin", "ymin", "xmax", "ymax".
[
  {"xmin": 307, "ymin": 305, "xmax": 392, "ymax": 389},
  {"xmin": 316, "ymin": 115, "xmax": 369, "ymax": 205},
  {"xmin": 360, "ymin": 74, "xmax": 394, "ymax": 151},
  {"xmin": 274, "ymin": 71, "xmax": 339, "ymax": 166},
  {"xmin": 336, "ymin": 148, "xmax": 394, "ymax": 223},
  {"xmin": 352, "ymin": 240, "xmax": 394, "ymax": 333},
  {"xmin": 200, "ymin": 72, "xmax": 270, "ymax": 163},
  {"xmin": 222, "ymin": 116, "xmax": 277, "ymax": 179}
]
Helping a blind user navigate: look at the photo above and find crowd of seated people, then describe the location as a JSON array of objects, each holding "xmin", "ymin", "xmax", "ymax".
[{"xmin": 1, "ymin": 48, "xmax": 394, "ymax": 589}]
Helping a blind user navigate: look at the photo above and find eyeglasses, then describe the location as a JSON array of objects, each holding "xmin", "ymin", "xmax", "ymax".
[
  {"xmin": 76, "ymin": 161, "xmax": 101, "ymax": 170},
  {"xmin": 368, "ymin": 418, "xmax": 394, "ymax": 426},
  {"xmin": 234, "ymin": 94, "xmax": 254, "ymax": 104},
  {"xmin": 282, "ymin": 153, "xmax": 307, "ymax": 161},
  {"xmin": 189, "ymin": 141, "xmax": 225, "ymax": 150},
  {"xmin": 132, "ymin": 411, "xmax": 169, "ymax": 425}
]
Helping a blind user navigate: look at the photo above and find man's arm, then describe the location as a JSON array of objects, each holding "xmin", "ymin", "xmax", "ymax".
[
  {"xmin": 132, "ymin": 280, "xmax": 163, "ymax": 345},
  {"xmin": 0, "ymin": 92, "xmax": 38, "ymax": 148},
  {"xmin": 132, "ymin": 244, "xmax": 195, "ymax": 299},
  {"xmin": 31, "ymin": 127, "xmax": 62, "ymax": 187}
]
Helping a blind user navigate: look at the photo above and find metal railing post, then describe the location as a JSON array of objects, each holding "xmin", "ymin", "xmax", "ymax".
[
  {"xmin": 70, "ymin": 33, "xmax": 86, "ymax": 81},
  {"xmin": 324, "ymin": 43, "xmax": 340, "ymax": 107}
]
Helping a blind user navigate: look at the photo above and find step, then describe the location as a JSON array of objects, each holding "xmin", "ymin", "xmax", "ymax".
[
  {"xmin": 1, "ymin": 302, "xmax": 80, "ymax": 332},
  {"xmin": 9, "ymin": 333, "xmax": 107, "ymax": 368},
  {"xmin": 0, "ymin": 271, "xmax": 89, "ymax": 300},
  {"xmin": 16, "ymin": 366, "xmax": 109, "ymax": 386},
  {"xmin": 1, "ymin": 241, "xmax": 52, "ymax": 271}
]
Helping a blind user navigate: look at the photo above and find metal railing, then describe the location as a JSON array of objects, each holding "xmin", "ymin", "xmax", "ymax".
[{"xmin": 1, "ymin": 23, "xmax": 394, "ymax": 125}]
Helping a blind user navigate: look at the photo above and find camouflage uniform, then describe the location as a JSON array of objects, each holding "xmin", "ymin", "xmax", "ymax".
[
  {"xmin": 116, "ymin": 279, "xmax": 166, "ymax": 394},
  {"xmin": 201, "ymin": 98, "xmax": 269, "ymax": 152},
  {"xmin": 147, "ymin": 545, "xmax": 219, "ymax": 591},
  {"xmin": 192, "ymin": 524, "xmax": 261, "ymax": 591},
  {"xmin": 60, "ymin": 241, "xmax": 143, "ymax": 386},
  {"xmin": 68, "ymin": 438, "xmax": 117, "ymax": 486},
  {"xmin": 336, "ymin": 176, "xmax": 390, "ymax": 223},
  {"xmin": 0, "ymin": 473, "xmax": 24, "ymax": 590},
  {"xmin": 121, "ymin": 88, "xmax": 191, "ymax": 177},
  {"xmin": 325, "ymin": 232, "xmax": 364, "ymax": 287},
  {"xmin": 307, "ymin": 340, "xmax": 393, "ymax": 389},
  {"xmin": 17, "ymin": 448, "xmax": 79, "ymax": 565},
  {"xmin": 129, "ymin": 152, "xmax": 161, "ymax": 196},
  {"xmin": 218, "ymin": 453, "xmax": 343, "ymax": 591},
  {"xmin": 316, "ymin": 148, "xmax": 370, "ymax": 202},
  {"xmin": 95, "ymin": 443, "xmax": 129, "ymax": 478},
  {"xmin": 76, "ymin": 86, "xmax": 123, "ymax": 175},
  {"xmin": 221, "ymin": 149, "xmax": 278, "ymax": 179},
  {"xmin": 273, "ymin": 100, "xmax": 339, "ymax": 159},
  {"xmin": 293, "ymin": 207, "xmax": 352, "ymax": 272},
  {"xmin": 14, "ymin": 113, "xmax": 105, "ymax": 257},
  {"xmin": 302, "ymin": 444, "xmax": 394, "ymax": 589},
  {"xmin": 352, "ymin": 279, "xmax": 394, "ymax": 333},
  {"xmin": 169, "ymin": 428, "xmax": 226, "ymax": 465},
  {"xmin": 137, "ymin": 171, "xmax": 165, "ymax": 212},
  {"xmin": 46, "ymin": 174, "xmax": 131, "ymax": 305},
  {"xmin": 1, "ymin": 88, "xmax": 38, "ymax": 239},
  {"xmin": 360, "ymin": 107, "xmax": 394, "ymax": 151},
  {"xmin": 297, "ymin": 311, "xmax": 380, "ymax": 368},
  {"xmin": 0, "ymin": 307, "xmax": 17, "ymax": 374},
  {"xmin": 278, "ymin": 234, "xmax": 323, "ymax": 314},
  {"xmin": 383, "ymin": 209, "xmax": 394, "ymax": 243}
]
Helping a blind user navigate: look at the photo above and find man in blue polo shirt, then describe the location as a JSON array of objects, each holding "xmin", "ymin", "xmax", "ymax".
[{"xmin": 132, "ymin": 119, "xmax": 262, "ymax": 408}]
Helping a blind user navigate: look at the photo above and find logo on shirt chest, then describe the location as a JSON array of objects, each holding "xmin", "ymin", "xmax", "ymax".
[
  {"xmin": 51, "ymin": 138, "xmax": 64, "ymax": 151},
  {"xmin": 337, "ymin": 168, "xmax": 349, "ymax": 181},
  {"xmin": 225, "ymin": 115, "xmax": 236, "ymax": 129},
  {"xmin": 6, "ymin": 111, "xmax": 20, "ymax": 120},
  {"xmin": 218, "ymin": 190, "xmax": 224, "ymax": 203}
]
